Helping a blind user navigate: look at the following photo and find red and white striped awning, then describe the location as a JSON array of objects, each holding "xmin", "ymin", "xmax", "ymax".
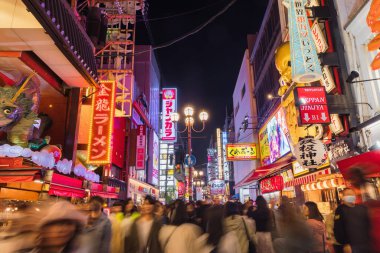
[{"xmin": 284, "ymin": 168, "xmax": 330, "ymax": 188}]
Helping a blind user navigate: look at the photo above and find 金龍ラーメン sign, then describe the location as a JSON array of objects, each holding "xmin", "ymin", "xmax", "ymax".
[
  {"xmin": 136, "ymin": 125, "xmax": 146, "ymax": 170},
  {"xmin": 161, "ymin": 88, "xmax": 177, "ymax": 142},
  {"xmin": 87, "ymin": 81, "xmax": 116, "ymax": 164},
  {"xmin": 226, "ymin": 143, "xmax": 257, "ymax": 161}
]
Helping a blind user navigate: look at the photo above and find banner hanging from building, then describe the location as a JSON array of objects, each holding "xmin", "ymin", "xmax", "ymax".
[
  {"xmin": 284, "ymin": 0, "xmax": 322, "ymax": 83},
  {"xmin": 222, "ymin": 131, "xmax": 230, "ymax": 181},
  {"xmin": 226, "ymin": 143, "xmax": 258, "ymax": 161},
  {"xmin": 87, "ymin": 80, "xmax": 116, "ymax": 164},
  {"xmin": 151, "ymin": 131, "xmax": 159, "ymax": 185},
  {"xmin": 136, "ymin": 125, "xmax": 146, "ymax": 170},
  {"xmin": 216, "ymin": 128, "xmax": 223, "ymax": 180},
  {"xmin": 161, "ymin": 88, "xmax": 177, "ymax": 142}
]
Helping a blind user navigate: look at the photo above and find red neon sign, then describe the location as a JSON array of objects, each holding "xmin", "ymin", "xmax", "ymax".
[{"xmin": 87, "ymin": 81, "xmax": 116, "ymax": 164}]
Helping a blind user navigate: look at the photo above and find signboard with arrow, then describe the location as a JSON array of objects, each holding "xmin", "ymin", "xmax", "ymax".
[{"xmin": 295, "ymin": 87, "xmax": 330, "ymax": 125}]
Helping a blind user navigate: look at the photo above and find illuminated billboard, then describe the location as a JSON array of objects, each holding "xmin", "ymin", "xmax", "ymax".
[{"xmin": 161, "ymin": 88, "xmax": 177, "ymax": 142}]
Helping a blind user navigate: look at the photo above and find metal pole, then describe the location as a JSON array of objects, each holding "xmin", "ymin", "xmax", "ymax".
[{"xmin": 188, "ymin": 124, "xmax": 193, "ymax": 201}]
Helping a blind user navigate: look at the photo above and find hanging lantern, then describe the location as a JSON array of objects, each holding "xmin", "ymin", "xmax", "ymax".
[
  {"xmin": 311, "ymin": 183, "xmax": 317, "ymax": 191},
  {"xmin": 41, "ymin": 145, "xmax": 62, "ymax": 163},
  {"xmin": 316, "ymin": 181, "xmax": 323, "ymax": 190},
  {"xmin": 294, "ymin": 138, "xmax": 328, "ymax": 168},
  {"xmin": 323, "ymin": 180, "xmax": 329, "ymax": 189}
]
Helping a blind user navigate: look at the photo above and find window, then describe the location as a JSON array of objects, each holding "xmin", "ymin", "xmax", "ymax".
[
  {"xmin": 241, "ymin": 84, "xmax": 246, "ymax": 99},
  {"xmin": 234, "ymin": 102, "xmax": 240, "ymax": 116}
]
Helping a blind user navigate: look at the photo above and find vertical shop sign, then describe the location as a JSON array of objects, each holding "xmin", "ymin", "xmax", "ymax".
[
  {"xmin": 151, "ymin": 131, "xmax": 160, "ymax": 185},
  {"xmin": 216, "ymin": 128, "xmax": 223, "ymax": 180},
  {"xmin": 87, "ymin": 81, "xmax": 116, "ymax": 164},
  {"xmin": 320, "ymin": 66, "xmax": 336, "ymax": 93},
  {"xmin": 284, "ymin": 0, "xmax": 322, "ymax": 83},
  {"xmin": 311, "ymin": 20, "xmax": 328, "ymax": 54},
  {"xmin": 329, "ymin": 114, "xmax": 344, "ymax": 135},
  {"xmin": 161, "ymin": 88, "xmax": 177, "ymax": 142},
  {"xmin": 222, "ymin": 131, "xmax": 230, "ymax": 181},
  {"xmin": 136, "ymin": 125, "xmax": 146, "ymax": 170}
]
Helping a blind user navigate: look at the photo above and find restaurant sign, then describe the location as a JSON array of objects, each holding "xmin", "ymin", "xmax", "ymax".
[
  {"xmin": 260, "ymin": 176, "xmax": 284, "ymax": 194},
  {"xmin": 136, "ymin": 125, "xmax": 146, "ymax": 170},
  {"xmin": 87, "ymin": 81, "xmax": 116, "ymax": 164},
  {"xmin": 295, "ymin": 87, "xmax": 330, "ymax": 125},
  {"xmin": 226, "ymin": 143, "xmax": 257, "ymax": 161},
  {"xmin": 161, "ymin": 88, "xmax": 177, "ymax": 142}
]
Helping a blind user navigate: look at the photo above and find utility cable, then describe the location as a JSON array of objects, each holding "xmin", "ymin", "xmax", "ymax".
[
  {"xmin": 135, "ymin": 0, "xmax": 227, "ymax": 22},
  {"xmin": 131, "ymin": 0, "xmax": 237, "ymax": 55}
]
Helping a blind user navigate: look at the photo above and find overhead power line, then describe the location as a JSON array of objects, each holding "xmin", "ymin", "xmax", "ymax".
[{"xmin": 134, "ymin": 0, "xmax": 238, "ymax": 55}]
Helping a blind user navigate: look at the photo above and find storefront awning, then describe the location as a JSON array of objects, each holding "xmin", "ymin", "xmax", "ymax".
[
  {"xmin": 0, "ymin": 167, "xmax": 41, "ymax": 183},
  {"xmin": 284, "ymin": 168, "xmax": 330, "ymax": 188},
  {"xmin": 337, "ymin": 150, "xmax": 380, "ymax": 178},
  {"xmin": 48, "ymin": 173, "xmax": 85, "ymax": 198},
  {"xmin": 234, "ymin": 159, "xmax": 293, "ymax": 189},
  {"xmin": 90, "ymin": 183, "xmax": 119, "ymax": 199}
]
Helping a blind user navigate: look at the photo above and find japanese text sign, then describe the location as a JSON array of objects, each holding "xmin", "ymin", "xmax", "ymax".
[
  {"xmin": 260, "ymin": 176, "xmax": 284, "ymax": 194},
  {"xmin": 87, "ymin": 81, "xmax": 116, "ymax": 164},
  {"xmin": 284, "ymin": 0, "xmax": 322, "ymax": 83},
  {"xmin": 209, "ymin": 179, "xmax": 225, "ymax": 195},
  {"xmin": 136, "ymin": 125, "xmax": 146, "ymax": 170},
  {"xmin": 161, "ymin": 88, "xmax": 177, "ymax": 142},
  {"xmin": 295, "ymin": 87, "xmax": 330, "ymax": 125},
  {"xmin": 226, "ymin": 143, "xmax": 257, "ymax": 161},
  {"xmin": 294, "ymin": 138, "xmax": 328, "ymax": 168}
]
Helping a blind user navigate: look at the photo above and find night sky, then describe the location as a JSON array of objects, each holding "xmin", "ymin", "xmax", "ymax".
[{"xmin": 136, "ymin": 0, "xmax": 268, "ymax": 164}]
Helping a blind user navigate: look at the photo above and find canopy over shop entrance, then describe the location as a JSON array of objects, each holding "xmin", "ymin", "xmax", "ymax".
[{"xmin": 337, "ymin": 150, "xmax": 380, "ymax": 178}]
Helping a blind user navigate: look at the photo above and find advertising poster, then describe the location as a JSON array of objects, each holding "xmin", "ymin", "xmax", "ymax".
[
  {"xmin": 209, "ymin": 179, "xmax": 225, "ymax": 195},
  {"xmin": 259, "ymin": 108, "xmax": 291, "ymax": 165},
  {"xmin": 151, "ymin": 131, "xmax": 159, "ymax": 185}
]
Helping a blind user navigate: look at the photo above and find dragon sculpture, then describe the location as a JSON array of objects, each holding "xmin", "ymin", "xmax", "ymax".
[{"xmin": 0, "ymin": 73, "xmax": 39, "ymax": 147}]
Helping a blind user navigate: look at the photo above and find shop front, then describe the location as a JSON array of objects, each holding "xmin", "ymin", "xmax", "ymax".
[
  {"xmin": 128, "ymin": 178, "xmax": 159, "ymax": 204},
  {"xmin": 260, "ymin": 175, "xmax": 284, "ymax": 205}
]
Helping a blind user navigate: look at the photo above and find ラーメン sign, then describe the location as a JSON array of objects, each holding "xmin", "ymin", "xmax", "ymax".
[
  {"xmin": 284, "ymin": 0, "xmax": 322, "ymax": 83},
  {"xmin": 87, "ymin": 80, "xmax": 116, "ymax": 164},
  {"xmin": 161, "ymin": 88, "xmax": 177, "ymax": 142},
  {"xmin": 226, "ymin": 143, "xmax": 257, "ymax": 161}
]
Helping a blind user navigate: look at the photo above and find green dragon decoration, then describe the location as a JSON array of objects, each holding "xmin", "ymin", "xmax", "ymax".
[{"xmin": 0, "ymin": 73, "xmax": 39, "ymax": 147}]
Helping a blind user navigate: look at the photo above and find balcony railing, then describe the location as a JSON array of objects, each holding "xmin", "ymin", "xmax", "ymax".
[{"xmin": 22, "ymin": 0, "xmax": 99, "ymax": 87}]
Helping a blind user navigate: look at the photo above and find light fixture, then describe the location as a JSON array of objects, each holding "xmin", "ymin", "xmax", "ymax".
[
  {"xmin": 199, "ymin": 171, "xmax": 204, "ymax": 177},
  {"xmin": 199, "ymin": 111, "xmax": 209, "ymax": 121},
  {"xmin": 316, "ymin": 182, "xmax": 323, "ymax": 190},
  {"xmin": 346, "ymin": 70, "xmax": 360, "ymax": 83},
  {"xmin": 185, "ymin": 117, "xmax": 194, "ymax": 126},
  {"xmin": 184, "ymin": 106, "xmax": 194, "ymax": 117},
  {"xmin": 193, "ymin": 171, "xmax": 198, "ymax": 177},
  {"xmin": 267, "ymin": 94, "xmax": 274, "ymax": 100},
  {"xmin": 170, "ymin": 112, "xmax": 180, "ymax": 123}
]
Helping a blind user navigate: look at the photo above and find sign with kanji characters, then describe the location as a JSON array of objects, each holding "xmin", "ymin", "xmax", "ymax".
[
  {"xmin": 209, "ymin": 179, "xmax": 225, "ymax": 195},
  {"xmin": 311, "ymin": 20, "xmax": 328, "ymax": 54},
  {"xmin": 216, "ymin": 128, "xmax": 223, "ymax": 180},
  {"xmin": 136, "ymin": 125, "xmax": 146, "ymax": 170},
  {"xmin": 226, "ymin": 143, "xmax": 258, "ymax": 161},
  {"xmin": 87, "ymin": 80, "xmax": 116, "ymax": 164},
  {"xmin": 161, "ymin": 88, "xmax": 177, "ymax": 142},
  {"xmin": 284, "ymin": 0, "xmax": 322, "ymax": 83},
  {"xmin": 222, "ymin": 131, "xmax": 230, "ymax": 181},
  {"xmin": 260, "ymin": 176, "xmax": 284, "ymax": 194},
  {"xmin": 295, "ymin": 87, "xmax": 331, "ymax": 125},
  {"xmin": 294, "ymin": 138, "xmax": 328, "ymax": 168}
]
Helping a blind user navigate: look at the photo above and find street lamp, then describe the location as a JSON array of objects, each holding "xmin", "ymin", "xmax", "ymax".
[{"xmin": 171, "ymin": 106, "xmax": 209, "ymax": 201}]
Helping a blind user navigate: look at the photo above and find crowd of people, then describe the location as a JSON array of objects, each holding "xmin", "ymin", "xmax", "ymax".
[{"xmin": 0, "ymin": 184, "xmax": 377, "ymax": 253}]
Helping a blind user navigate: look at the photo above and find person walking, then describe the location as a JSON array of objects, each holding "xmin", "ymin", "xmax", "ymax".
[
  {"xmin": 81, "ymin": 196, "xmax": 112, "ymax": 253},
  {"xmin": 110, "ymin": 202, "xmax": 125, "ymax": 253},
  {"xmin": 224, "ymin": 201, "xmax": 255, "ymax": 253},
  {"xmin": 159, "ymin": 199, "xmax": 202, "ymax": 253},
  {"xmin": 303, "ymin": 201, "xmax": 328, "ymax": 253},
  {"xmin": 196, "ymin": 206, "xmax": 241, "ymax": 253},
  {"xmin": 124, "ymin": 195, "xmax": 162, "ymax": 253},
  {"xmin": 248, "ymin": 196, "xmax": 274, "ymax": 253},
  {"xmin": 334, "ymin": 188, "xmax": 371, "ymax": 253}
]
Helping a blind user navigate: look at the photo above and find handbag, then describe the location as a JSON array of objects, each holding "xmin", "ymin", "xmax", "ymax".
[{"xmin": 242, "ymin": 218, "xmax": 257, "ymax": 253}]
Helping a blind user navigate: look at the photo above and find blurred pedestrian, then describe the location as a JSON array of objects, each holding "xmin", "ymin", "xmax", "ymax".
[
  {"xmin": 303, "ymin": 201, "xmax": 328, "ymax": 253},
  {"xmin": 155, "ymin": 201, "xmax": 168, "ymax": 225},
  {"xmin": 196, "ymin": 206, "xmax": 241, "ymax": 253},
  {"xmin": 110, "ymin": 202, "xmax": 125, "ymax": 253},
  {"xmin": 333, "ymin": 188, "xmax": 371, "ymax": 253},
  {"xmin": 273, "ymin": 196, "xmax": 313, "ymax": 253},
  {"xmin": 348, "ymin": 168, "xmax": 377, "ymax": 203},
  {"xmin": 186, "ymin": 202, "xmax": 198, "ymax": 225},
  {"xmin": 248, "ymin": 196, "xmax": 274, "ymax": 253},
  {"xmin": 124, "ymin": 195, "xmax": 162, "ymax": 253},
  {"xmin": 30, "ymin": 201, "xmax": 87, "ymax": 253},
  {"xmin": 224, "ymin": 201, "xmax": 255, "ymax": 253},
  {"xmin": 159, "ymin": 199, "xmax": 201, "ymax": 253},
  {"xmin": 81, "ymin": 196, "xmax": 112, "ymax": 253}
]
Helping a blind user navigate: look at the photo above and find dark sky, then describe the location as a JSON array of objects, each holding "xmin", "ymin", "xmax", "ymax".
[{"xmin": 137, "ymin": 0, "xmax": 268, "ymax": 164}]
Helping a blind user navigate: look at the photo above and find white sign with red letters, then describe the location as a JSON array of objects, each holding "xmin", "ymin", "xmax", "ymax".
[{"xmin": 161, "ymin": 88, "xmax": 177, "ymax": 142}]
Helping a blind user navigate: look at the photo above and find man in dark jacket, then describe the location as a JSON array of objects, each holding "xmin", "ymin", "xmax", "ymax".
[
  {"xmin": 125, "ymin": 195, "xmax": 162, "ymax": 253},
  {"xmin": 334, "ymin": 188, "xmax": 371, "ymax": 253},
  {"xmin": 81, "ymin": 196, "xmax": 112, "ymax": 253}
]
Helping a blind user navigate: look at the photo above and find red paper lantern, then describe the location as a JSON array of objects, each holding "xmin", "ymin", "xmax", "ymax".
[{"xmin": 41, "ymin": 145, "xmax": 62, "ymax": 163}]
